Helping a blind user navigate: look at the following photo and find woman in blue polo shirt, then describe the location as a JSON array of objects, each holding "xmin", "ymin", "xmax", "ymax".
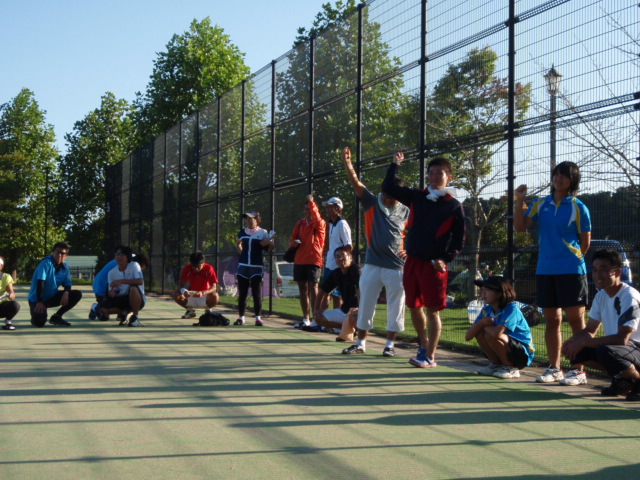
[{"xmin": 514, "ymin": 161, "xmax": 591, "ymax": 386}]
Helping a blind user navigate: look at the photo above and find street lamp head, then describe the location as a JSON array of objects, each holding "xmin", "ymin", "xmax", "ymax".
[{"xmin": 544, "ymin": 65, "xmax": 562, "ymax": 95}]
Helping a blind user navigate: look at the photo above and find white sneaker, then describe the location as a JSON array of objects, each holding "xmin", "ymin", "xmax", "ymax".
[
  {"xmin": 559, "ymin": 369, "xmax": 587, "ymax": 386},
  {"xmin": 536, "ymin": 367, "xmax": 564, "ymax": 383},
  {"xmin": 181, "ymin": 309, "xmax": 196, "ymax": 319},
  {"xmin": 493, "ymin": 366, "xmax": 521, "ymax": 379},
  {"xmin": 477, "ymin": 363, "xmax": 500, "ymax": 376}
]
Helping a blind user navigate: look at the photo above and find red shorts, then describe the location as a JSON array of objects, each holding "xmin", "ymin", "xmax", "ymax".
[{"xmin": 403, "ymin": 256, "xmax": 448, "ymax": 310}]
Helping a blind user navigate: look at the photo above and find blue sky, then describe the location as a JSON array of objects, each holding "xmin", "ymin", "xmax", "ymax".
[{"xmin": 0, "ymin": 0, "xmax": 331, "ymax": 152}]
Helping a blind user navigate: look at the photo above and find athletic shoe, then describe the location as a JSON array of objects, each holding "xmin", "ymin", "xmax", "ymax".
[
  {"xmin": 383, "ymin": 347, "xmax": 395, "ymax": 357},
  {"xmin": 31, "ymin": 320, "xmax": 45, "ymax": 328},
  {"xmin": 255, "ymin": 319, "xmax": 264, "ymax": 327},
  {"xmin": 49, "ymin": 314, "xmax": 71, "ymax": 327},
  {"xmin": 118, "ymin": 314, "xmax": 129, "ymax": 326},
  {"xmin": 88, "ymin": 303, "xmax": 98, "ymax": 320},
  {"xmin": 128, "ymin": 315, "xmax": 141, "ymax": 327},
  {"xmin": 476, "ymin": 363, "xmax": 500, "ymax": 376},
  {"xmin": 2, "ymin": 324, "xmax": 16, "ymax": 331},
  {"xmin": 342, "ymin": 344, "xmax": 365, "ymax": 354},
  {"xmin": 559, "ymin": 369, "xmax": 587, "ymax": 386},
  {"xmin": 181, "ymin": 309, "xmax": 197, "ymax": 319},
  {"xmin": 409, "ymin": 348, "xmax": 437, "ymax": 368},
  {"xmin": 293, "ymin": 319, "xmax": 311, "ymax": 329},
  {"xmin": 601, "ymin": 375, "xmax": 635, "ymax": 396},
  {"xmin": 233, "ymin": 318, "xmax": 245, "ymax": 326},
  {"xmin": 493, "ymin": 365, "xmax": 521, "ymax": 379},
  {"xmin": 98, "ymin": 312, "xmax": 109, "ymax": 321},
  {"xmin": 329, "ymin": 328, "xmax": 341, "ymax": 335},
  {"xmin": 625, "ymin": 380, "xmax": 640, "ymax": 401},
  {"xmin": 536, "ymin": 367, "xmax": 564, "ymax": 383},
  {"xmin": 301, "ymin": 324, "xmax": 327, "ymax": 332},
  {"xmin": 335, "ymin": 337, "xmax": 347, "ymax": 342}
]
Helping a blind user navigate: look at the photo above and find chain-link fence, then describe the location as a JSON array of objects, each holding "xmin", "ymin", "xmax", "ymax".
[{"xmin": 106, "ymin": 0, "xmax": 639, "ymax": 364}]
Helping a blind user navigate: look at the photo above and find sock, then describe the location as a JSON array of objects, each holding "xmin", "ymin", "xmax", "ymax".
[
  {"xmin": 385, "ymin": 340, "xmax": 394, "ymax": 348},
  {"xmin": 310, "ymin": 320, "xmax": 318, "ymax": 326},
  {"xmin": 255, "ymin": 316, "xmax": 261, "ymax": 321},
  {"xmin": 356, "ymin": 339, "xmax": 365, "ymax": 348},
  {"xmin": 239, "ymin": 316, "xmax": 245, "ymax": 321}
]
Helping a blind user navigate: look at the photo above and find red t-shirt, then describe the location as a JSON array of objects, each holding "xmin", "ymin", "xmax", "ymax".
[{"xmin": 179, "ymin": 263, "xmax": 218, "ymax": 292}]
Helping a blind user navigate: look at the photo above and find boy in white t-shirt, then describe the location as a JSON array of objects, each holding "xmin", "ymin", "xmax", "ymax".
[{"xmin": 561, "ymin": 249, "xmax": 640, "ymax": 401}]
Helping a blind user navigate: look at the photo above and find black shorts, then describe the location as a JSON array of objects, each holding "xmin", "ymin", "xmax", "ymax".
[
  {"xmin": 507, "ymin": 337, "xmax": 530, "ymax": 370},
  {"xmin": 293, "ymin": 264, "xmax": 322, "ymax": 283},
  {"xmin": 536, "ymin": 274, "xmax": 587, "ymax": 308},
  {"xmin": 100, "ymin": 287, "xmax": 145, "ymax": 311}
]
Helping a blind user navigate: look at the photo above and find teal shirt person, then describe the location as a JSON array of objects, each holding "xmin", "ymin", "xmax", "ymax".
[{"xmin": 28, "ymin": 255, "xmax": 72, "ymax": 302}]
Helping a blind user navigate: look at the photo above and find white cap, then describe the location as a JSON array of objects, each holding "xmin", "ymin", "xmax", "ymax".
[{"xmin": 322, "ymin": 197, "xmax": 343, "ymax": 209}]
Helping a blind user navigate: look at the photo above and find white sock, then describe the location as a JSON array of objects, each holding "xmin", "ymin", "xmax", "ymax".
[
  {"xmin": 356, "ymin": 339, "xmax": 366, "ymax": 349},
  {"xmin": 310, "ymin": 320, "xmax": 318, "ymax": 326},
  {"xmin": 386, "ymin": 340, "xmax": 394, "ymax": 348},
  {"xmin": 255, "ymin": 316, "xmax": 261, "ymax": 321}
]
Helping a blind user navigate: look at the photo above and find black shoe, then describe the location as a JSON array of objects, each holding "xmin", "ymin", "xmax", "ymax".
[
  {"xmin": 383, "ymin": 347, "xmax": 396, "ymax": 357},
  {"xmin": 49, "ymin": 314, "xmax": 71, "ymax": 327},
  {"xmin": 31, "ymin": 319, "xmax": 45, "ymax": 328},
  {"xmin": 2, "ymin": 324, "xmax": 16, "ymax": 331},
  {"xmin": 128, "ymin": 315, "xmax": 141, "ymax": 327},
  {"xmin": 601, "ymin": 375, "xmax": 634, "ymax": 396},
  {"xmin": 118, "ymin": 314, "xmax": 129, "ymax": 326},
  {"xmin": 234, "ymin": 318, "xmax": 245, "ymax": 326}
]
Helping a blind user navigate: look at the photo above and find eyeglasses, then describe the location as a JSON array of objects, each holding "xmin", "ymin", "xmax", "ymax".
[
  {"xmin": 592, "ymin": 267, "xmax": 619, "ymax": 276},
  {"xmin": 53, "ymin": 250, "xmax": 68, "ymax": 256},
  {"xmin": 115, "ymin": 252, "xmax": 126, "ymax": 257}
]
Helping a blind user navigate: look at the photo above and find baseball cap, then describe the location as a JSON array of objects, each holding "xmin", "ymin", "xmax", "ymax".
[
  {"xmin": 322, "ymin": 197, "xmax": 343, "ymax": 209},
  {"xmin": 242, "ymin": 210, "xmax": 260, "ymax": 219},
  {"xmin": 474, "ymin": 276, "xmax": 508, "ymax": 291}
]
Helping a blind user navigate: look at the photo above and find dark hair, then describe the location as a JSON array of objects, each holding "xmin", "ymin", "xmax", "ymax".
[
  {"xmin": 134, "ymin": 253, "xmax": 149, "ymax": 268},
  {"xmin": 551, "ymin": 161, "xmax": 581, "ymax": 196},
  {"xmin": 380, "ymin": 176, "xmax": 404, "ymax": 192},
  {"xmin": 114, "ymin": 245, "xmax": 133, "ymax": 263},
  {"xmin": 479, "ymin": 276, "xmax": 516, "ymax": 310},
  {"xmin": 334, "ymin": 245, "xmax": 353, "ymax": 258},
  {"xmin": 591, "ymin": 248, "xmax": 623, "ymax": 270},
  {"xmin": 427, "ymin": 157, "xmax": 453, "ymax": 176},
  {"xmin": 53, "ymin": 241, "xmax": 69, "ymax": 252},
  {"xmin": 190, "ymin": 251, "xmax": 205, "ymax": 265}
]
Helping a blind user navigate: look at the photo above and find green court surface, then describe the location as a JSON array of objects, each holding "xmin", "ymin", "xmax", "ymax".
[{"xmin": 1, "ymin": 286, "xmax": 639, "ymax": 479}]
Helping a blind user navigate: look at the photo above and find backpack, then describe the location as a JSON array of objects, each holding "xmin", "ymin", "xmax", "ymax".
[
  {"xmin": 515, "ymin": 301, "xmax": 542, "ymax": 328},
  {"xmin": 193, "ymin": 311, "xmax": 231, "ymax": 327}
]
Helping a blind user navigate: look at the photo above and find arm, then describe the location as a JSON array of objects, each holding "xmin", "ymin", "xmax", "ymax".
[
  {"xmin": 561, "ymin": 319, "xmax": 602, "ymax": 360},
  {"xmin": 514, "ymin": 184, "xmax": 534, "ymax": 232},
  {"xmin": 5, "ymin": 283, "xmax": 16, "ymax": 301},
  {"xmin": 342, "ymin": 147, "xmax": 365, "ymax": 199},
  {"xmin": 465, "ymin": 316, "xmax": 495, "ymax": 341},
  {"xmin": 381, "ymin": 153, "xmax": 413, "ymax": 206},
  {"xmin": 579, "ymin": 231, "xmax": 591, "ymax": 255},
  {"xmin": 441, "ymin": 203, "xmax": 466, "ymax": 265}
]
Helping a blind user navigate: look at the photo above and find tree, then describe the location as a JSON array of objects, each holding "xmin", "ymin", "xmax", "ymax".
[
  {"xmin": 426, "ymin": 47, "xmax": 533, "ymax": 298},
  {"xmin": 56, "ymin": 92, "xmax": 135, "ymax": 255},
  {"xmin": 0, "ymin": 88, "xmax": 63, "ymax": 275},
  {"xmin": 132, "ymin": 18, "xmax": 251, "ymax": 147}
]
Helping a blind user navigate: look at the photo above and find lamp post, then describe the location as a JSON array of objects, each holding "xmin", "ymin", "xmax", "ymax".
[{"xmin": 544, "ymin": 65, "xmax": 562, "ymax": 180}]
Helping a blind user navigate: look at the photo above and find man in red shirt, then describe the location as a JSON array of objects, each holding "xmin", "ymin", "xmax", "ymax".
[{"xmin": 173, "ymin": 251, "xmax": 220, "ymax": 318}]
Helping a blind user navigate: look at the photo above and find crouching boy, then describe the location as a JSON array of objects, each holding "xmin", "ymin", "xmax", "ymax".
[{"xmin": 466, "ymin": 276, "xmax": 535, "ymax": 379}]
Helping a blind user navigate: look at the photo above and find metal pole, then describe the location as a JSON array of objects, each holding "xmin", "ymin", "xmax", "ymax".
[
  {"xmin": 269, "ymin": 60, "xmax": 277, "ymax": 314},
  {"xmin": 550, "ymin": 92, "xmax": 557, "ymax": 180},
  {"xmin": 419, "ymin": 0, "xmax": 427, "ymax": 189},
  {"xmin": 44, "ymin": 166, "xmax": 49, "ymax": 256},
  {"xmin": 354, "ymin": 3, "xmax": 364, "ymax": 262},
  {"xmin": 506, "ymin": 0, "xmax": 517, "ymax": 280}
]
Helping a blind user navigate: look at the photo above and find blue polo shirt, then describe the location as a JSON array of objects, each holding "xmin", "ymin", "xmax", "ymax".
[
  {"xmin": 28, "ymin": 256, "xmax": 72, "ymax": 302},
  {"xmin": 475, "ymin": 302, "xmax": 535, "ymax": 366},
  {"xmin": 526, "ymin": 195, "xmax": 591, "ymax": 275}
]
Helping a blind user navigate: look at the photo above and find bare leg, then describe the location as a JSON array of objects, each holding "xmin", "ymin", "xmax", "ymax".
[
  {"xmin": 297, "ymin": 281, "xmax": 310, "ymax": 318},
  {"xmin": 543, "ymin": 307, "xmax": 563, "ymax": 368},
  {"xmin": 308, "ymin": 281, "xmax": 319, "ymax": 319},
  {"xmin": 426, "ymin": 307, "xmax": 442, "ymax": 360},
  {"xmin": 410, "ymin": 306, "xmax": 428, "ymax": 349},
  {"xmin": 206, "ymin": 292, "xmax": 219, "ymax": 308}
]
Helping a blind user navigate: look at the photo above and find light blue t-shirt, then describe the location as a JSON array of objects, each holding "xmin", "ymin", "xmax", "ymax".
[
  {"xmin": 28, "ymin": 256, "xmax": 72, "ymax": 303},
  {"xmin": 93, "ymin": 259, "xmax": 117, "ymax": 297},
  {"xmin": 526, "ymin": 195, "xmax": 591, "ymax": 275},
  {"xmin": 475, "ymin": 302, "xmax": 535, "ymax": 366}
]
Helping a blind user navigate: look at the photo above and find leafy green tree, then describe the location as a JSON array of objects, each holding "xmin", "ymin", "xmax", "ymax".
[
  {"xmin": 132, "ymin": 18, "xmax": 251, "ymax": 147},
  {"xmin": 57, "ymin": 92, "xmax": 134, "ymax": 255},
  {"xmin": 426, "ymin": 47, "xmax": 532, "ymax": 298},
  {"xmin": 0, "ymin": 88, "xmax": 63, "ymax": 275}
]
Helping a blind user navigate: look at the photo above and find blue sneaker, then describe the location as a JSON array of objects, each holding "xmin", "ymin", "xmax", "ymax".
[{"xmin": 409, "ymin": 348, "xmax": 437, "ymax": 368}]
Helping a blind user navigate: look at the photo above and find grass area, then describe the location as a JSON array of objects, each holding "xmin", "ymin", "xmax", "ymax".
[{"xmin": 220, "ymin": 294, "xmax": 583, "ymax": 369}]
